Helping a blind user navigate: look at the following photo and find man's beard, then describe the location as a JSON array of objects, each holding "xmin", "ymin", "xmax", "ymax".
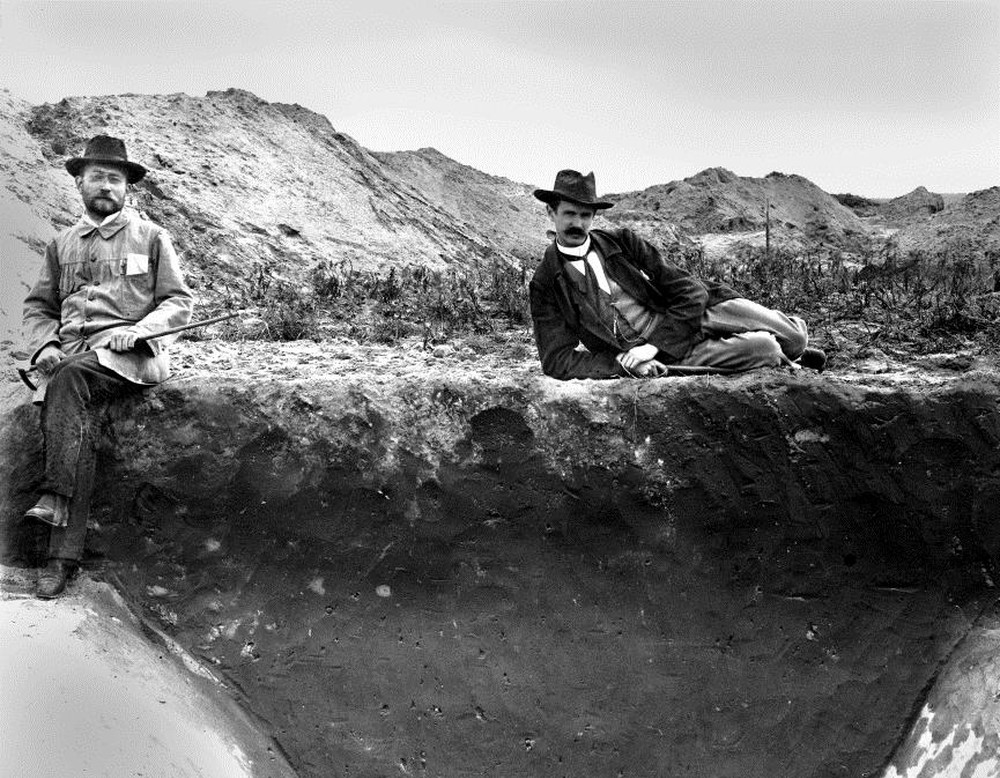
[{"xmin": 85, "ymin": 193, "xmax": 123, "ymax": 215}]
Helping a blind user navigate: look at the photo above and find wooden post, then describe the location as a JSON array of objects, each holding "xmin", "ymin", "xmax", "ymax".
[{"xmin": 765, "ymin": 197, "xmax": 771, "ymax": 259}]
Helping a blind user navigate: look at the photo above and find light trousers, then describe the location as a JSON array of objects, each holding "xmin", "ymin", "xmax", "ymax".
[{"xmin": 678, "ymin": 298, "xmax": 809, "ymax": 371}]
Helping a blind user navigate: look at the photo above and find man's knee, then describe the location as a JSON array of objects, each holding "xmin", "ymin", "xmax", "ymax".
[
  {"xmin": 743, "ymin": 332, "xmax": 784, "ymax": 367},
  {"xmin": 46, "ymin": 358, "xmax": 90, "ymax": 399},
  {"xmin": 44, "ymin": 354, "xmax": 114, "ymax": 412},
  {"xmin": 782, "ymin": 317, "xmax": 808, "ymax": 359}
]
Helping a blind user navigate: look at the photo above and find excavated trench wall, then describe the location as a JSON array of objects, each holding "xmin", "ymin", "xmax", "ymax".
[{"xmin": 3, "ymin": 371, "xmax": 1000, "ymax": 778}]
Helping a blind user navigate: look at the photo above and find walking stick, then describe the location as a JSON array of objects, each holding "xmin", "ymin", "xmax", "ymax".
[{"xmin": 16, "ymin": 312, "xmax": 238, "ymax": 391}]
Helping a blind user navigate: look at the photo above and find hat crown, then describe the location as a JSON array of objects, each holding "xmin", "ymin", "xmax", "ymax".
[
  {"xmin": 552, "ymin": 169, "xmax": 597, "ymax": 202},
  {"xmin": 82, "ymin": 134, "xmax": 130, "ymax": 163},
  {"xmin": 533, "ymin": 169, "xmax": 613, "ymax": 209}
]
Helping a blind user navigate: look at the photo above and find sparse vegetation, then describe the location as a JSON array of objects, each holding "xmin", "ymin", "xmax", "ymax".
[
  {"xmin": 223, "ymin": 257, "xmax": 531, "ymax": 347},
  {"xmin": 678, "ymin": 234, "xmax": 1000, "ymax": 357},
  {"xmin": 215, "ymin": 232, "xmax": 1000, "ymax": 365}
]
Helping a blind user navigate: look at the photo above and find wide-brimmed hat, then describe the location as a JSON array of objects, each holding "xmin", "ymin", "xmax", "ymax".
[
  {"xmin": 65, "ymin": 135, "xmax": 147, "ymax": 183},
  {"xmin": 533, "ymin": 169, "xmax": 613, "ymax": 210}
]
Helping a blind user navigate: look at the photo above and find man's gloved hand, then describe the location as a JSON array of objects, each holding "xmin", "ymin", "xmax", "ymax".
[
  {"xmin": 108, "ymin": 329, "xmax": 140, "ymax": 352},
  {"xmin": 35, "ymin": 345, "xmax": 65, "ymax": 375}
]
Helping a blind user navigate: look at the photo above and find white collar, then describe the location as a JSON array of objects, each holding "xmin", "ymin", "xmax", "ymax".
[
  {"xmin": 559, "ymin": 236, "xmax": 611, "ymax": 293},
  {"xmin": 556, "ymin": 236, "xmax": 592, "ymax": 257},
  {"xmin": 83, "ymin": 210, "xmax": 122, "ymax": 228}
]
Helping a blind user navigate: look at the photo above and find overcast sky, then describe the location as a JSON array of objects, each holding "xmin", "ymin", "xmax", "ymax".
[{"xmin": 1, "ymin": 0, "xmax": 997, "ymax": 197}]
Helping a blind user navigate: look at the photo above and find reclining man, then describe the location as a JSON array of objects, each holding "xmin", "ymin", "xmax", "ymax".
[
  {"xmin": 21, "ymin": 135, "xmax": 194, "ymax": 598},
  {"xmin": 529, "ymin": 169, "xmax": 826, "ymax": 380}
]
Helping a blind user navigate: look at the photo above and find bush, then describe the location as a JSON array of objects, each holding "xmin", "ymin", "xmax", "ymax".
[
  {"xmin": 230, "ymin": 257, "xmax": 531, "ymax": 345},
  {"xmin": 675, "ymin": 235, "xmax": 1000, "ymax": 354},
  {"xmin": 219, "ymin": 264, "xmax": 322, "ymax": 341}
]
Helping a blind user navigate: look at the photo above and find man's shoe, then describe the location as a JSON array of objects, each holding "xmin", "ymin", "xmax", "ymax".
[
  {"xmin": 24, "ymin": 493, "xmax": 69, "ymax": 528},
  {"xmin": 798, "ymin": 347, "xmax": 827, "ymax": 372},
  {"xmin": 36, "ymin": 558, "xmax": 76, "ymax": 599}
]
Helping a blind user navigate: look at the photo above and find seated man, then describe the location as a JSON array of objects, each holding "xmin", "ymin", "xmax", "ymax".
[
  {"xmin": 21, "ymin": 134, "xmax": 194, "ymax": 598},
  {"xmin": 529, "ymin": 169, "xmax": 825, "ymax": 379}
]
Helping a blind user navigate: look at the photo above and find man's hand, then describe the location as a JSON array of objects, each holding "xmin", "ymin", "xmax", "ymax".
[
  {"xmin": 631, "ymin": 359, "xmax": 668, "ymax": 377},
  {"xmin": 108, "ymin": 329, "xmax": 140, "ymax": 352},
  {"xmin": 617, "ymin": 343, "xmax": 660, "ymax": 371},
  {"xmin": 35, "ymin": 344, "xmax": 64, "ymax": 375}
]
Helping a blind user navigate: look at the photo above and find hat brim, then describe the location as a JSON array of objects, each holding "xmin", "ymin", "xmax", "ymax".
[
  {"xmin": 66, "ymin": 157, "xmax": 147, "ymax": 184},
  {"xmin": 533, "ymin": 189, "xmax": 614, "ymax": 210}
]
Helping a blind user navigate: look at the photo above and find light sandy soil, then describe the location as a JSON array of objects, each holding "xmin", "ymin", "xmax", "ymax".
[{"xmin": 0, "ymin": 569, "xmax": 294, "ymax": 778}]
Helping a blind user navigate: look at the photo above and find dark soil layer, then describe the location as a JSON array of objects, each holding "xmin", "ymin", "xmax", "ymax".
[{"xmin": 3, "ymin": 368, "xmax": 999, "ymax": 777}]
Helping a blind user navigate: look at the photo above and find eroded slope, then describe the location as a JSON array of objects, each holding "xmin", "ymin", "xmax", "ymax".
[{"xmin": 3, "ymin": 362, "xmax": 999, "ymax": 777}]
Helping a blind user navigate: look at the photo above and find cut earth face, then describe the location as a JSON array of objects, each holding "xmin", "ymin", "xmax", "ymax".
[
  {"xmin": 548, "ymin": 200, "xmax": 596, "ymax": 248},
  {"xmin": 77, "ymin": 162, "xmax": 128, "ymax": 219}
]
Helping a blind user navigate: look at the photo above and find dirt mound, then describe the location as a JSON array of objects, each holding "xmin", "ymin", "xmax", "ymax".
[
  {"xmin": 833, "ymin": 191, "xmax": 882, "ymax": 217},
  {"xmin": 879, "ymin": 186, "xmax": 945, "ymax": 222},
  {"xmin": 834, "ymin": 188, "xmax": 946, "ymax": 223},
  {"xmin": 607, "ymin": 167, "xmax": 869, "ymax": 252},
  {"xmin": 373, "ymin": 147, "xmax": 549, "ymax": 263},
  {"xmin": 5, "ymin": 88, "xmax": 521, "ymax": 322},
  {"xmin": 0, "ymin": 575, "xmax": 295, "ymax": 777},
  {"xmin": 0, "ymin": 89, "xmax": 79, "ymax": 343},
  {"xmin": 892, "ymin": 186, "xmax": 1000, "ymax": 254}
]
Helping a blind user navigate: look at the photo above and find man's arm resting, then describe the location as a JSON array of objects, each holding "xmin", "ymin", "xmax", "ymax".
[
  {"xmin": 23, "ymin": 242, "xmax": 64, "ymax": 359},
  {"xmin": 617, "ymin": 343, "xmax": 659, "ymax": 370},
  {"xmin": 529, "ymin": 279, "xmax": 626, "ymax": 380},
  {"xmin": 130, "ymin": 230, "xmax": 195, "ymax": 355},
  {"xmin": 33, "ymin": 344, "xmax": 65, "ymax": 374},
  {"xmin": 617, "ymin": 228, "xmax": 708, "ymax": 359}
]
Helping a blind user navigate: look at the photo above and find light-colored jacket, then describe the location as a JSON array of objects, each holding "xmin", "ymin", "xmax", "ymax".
[{"xmin": 23, "ymin": 208, "xmax": 194, "ymax": 397}]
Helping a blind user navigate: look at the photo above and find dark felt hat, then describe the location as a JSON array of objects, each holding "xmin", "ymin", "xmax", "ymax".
[
  {"xmin": 533, "ymin": 169, "xmax": 613, "ymax": 210},
  {"xmin": 65, "ymin": 135, "xmax": 147, "ymax": 183}
]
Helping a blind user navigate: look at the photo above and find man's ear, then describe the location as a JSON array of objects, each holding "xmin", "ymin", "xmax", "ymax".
[{"xmin": 546, "ymin": 204, "xmax": 555, "ymax": 219}]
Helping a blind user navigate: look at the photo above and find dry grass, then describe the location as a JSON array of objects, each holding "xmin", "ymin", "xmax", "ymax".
[
  {"xmin": 210, "ymin": 234, "xmax": 1000, "ymax": 363},
  {"xmin": 218, "ymin": 258, "xmax": 530, "ymax": 346},
  {"xmin": 678, "ymin": 234, "xmax": 1000, "ymax": 358}
]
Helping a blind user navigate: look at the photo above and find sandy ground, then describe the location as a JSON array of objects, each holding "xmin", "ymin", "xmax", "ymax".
[{"xmin": 0, "ymin": 568, "xmax": 294, "ymax": 778}]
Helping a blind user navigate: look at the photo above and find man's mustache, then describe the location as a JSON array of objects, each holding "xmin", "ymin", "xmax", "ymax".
[{"xmin": 565, "ymin": 228, "xmax": 585, "ymax": 236}]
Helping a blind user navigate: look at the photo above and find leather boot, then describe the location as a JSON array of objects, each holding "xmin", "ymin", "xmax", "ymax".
[
  {"xmin": 37, "ymin": 558, "xmax": 77, "ymax": 599},
  {"xmin": 798, "ymin": 347, "xmax": 827, "ymax": 372}
]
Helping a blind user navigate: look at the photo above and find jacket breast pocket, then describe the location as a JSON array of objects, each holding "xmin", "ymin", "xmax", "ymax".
[
  {"xmin": 117, "ymin": 254, "xmax": 154, "ymax": 318},
  {"xmin": 59, "ymin": 261, "xmax": 89, "ymax": 296}
]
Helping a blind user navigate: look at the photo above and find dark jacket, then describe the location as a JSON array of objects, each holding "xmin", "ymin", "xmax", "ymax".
[{"xmin": 529, "ymin": 227, "xmax": 737, "ymax": 379}]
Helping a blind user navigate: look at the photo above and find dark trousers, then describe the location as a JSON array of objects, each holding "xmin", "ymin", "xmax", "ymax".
[{"xmin": 39, "ymin": 352, "xmax": 138, "ymax": 561}]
